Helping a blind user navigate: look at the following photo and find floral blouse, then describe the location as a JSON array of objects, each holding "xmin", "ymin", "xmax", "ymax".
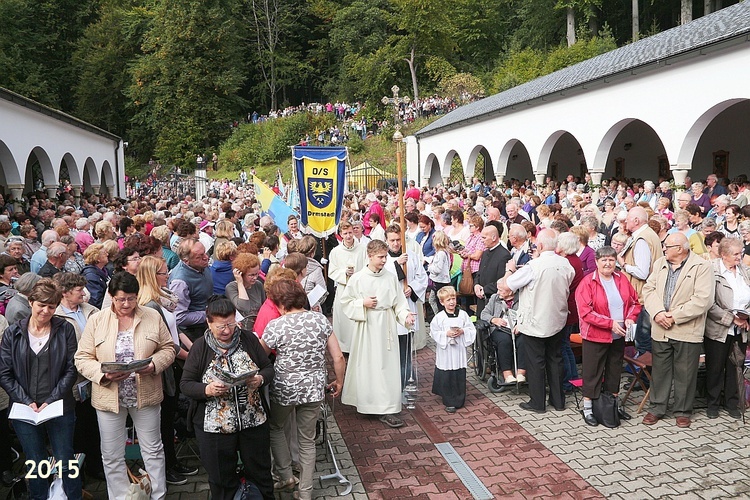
[
  {"xmin": 201, "ymin": 345, "xmax": 266, "ymax": 434},
  {"xmin": 115, "ymin": 329, "xmax": 137, "ymax": 408}
]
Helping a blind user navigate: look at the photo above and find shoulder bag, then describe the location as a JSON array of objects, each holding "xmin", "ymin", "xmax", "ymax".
[{"xmin": 458, "ymin": 256, "xmax": 474, "ymax": 296}]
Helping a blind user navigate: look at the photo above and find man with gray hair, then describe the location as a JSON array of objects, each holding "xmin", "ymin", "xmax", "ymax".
[
  {"xmin": 704, "ymin": 173, "xmax": 726, "ymax": 198},
  {"xmin": 641, "ymin": 232, "xmax": 714, "ymax": 428},
  {"xmin": 38, "ymin": 241, "xmax": 68, "ymax": 278},
  {"xmin": 507, "ymin": 224, "xmax": 530, "ymax": 266},
  {"xmin": 30, "ymin": 229, "xmax": 60, "ymax": 273},
  {"xmin": 498, "ymin": 229, "xmax": 575, "ymax": 413}
]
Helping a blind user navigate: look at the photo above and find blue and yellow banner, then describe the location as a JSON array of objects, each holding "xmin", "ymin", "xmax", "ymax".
[
  {"xmin": 293, "ymin": 146, "xmax": 347, "ymax": 237},
  {"xmin": 253, "ymin": 175, "xmax": 298, "ymax": 234}
]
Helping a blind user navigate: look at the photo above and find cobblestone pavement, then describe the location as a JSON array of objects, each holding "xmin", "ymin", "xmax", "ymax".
[{"xmin": 2, "ymin": 340, "xmax": 749, "ymax": 499}]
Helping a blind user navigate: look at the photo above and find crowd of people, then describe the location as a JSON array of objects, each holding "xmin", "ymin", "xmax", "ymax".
[{"xmin": 0, "ymin": 169, "xmax": 748, "ymax": 498}]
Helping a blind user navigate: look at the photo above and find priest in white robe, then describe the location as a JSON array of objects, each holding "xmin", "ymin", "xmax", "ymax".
[
  {"xmin": 328, "ymin": 222, "xmax": 366, "ymax": 353},
  {"xmin": 384, "ymin": 225, "xmax": 428, "ymax": 389},
  {"xmin": 341, "ymin": 240, "xmax": 415, "ymax": 428}
]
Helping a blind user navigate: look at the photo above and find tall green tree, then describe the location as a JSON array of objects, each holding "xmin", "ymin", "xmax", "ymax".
[
  {"xmin": 73, "ymin": 3, "xmax": 150, "ymax": 147},
  {"xmin": 0, "ymin": 0, "xmax": 96, "ymax": 110},
  {"xmin": 128, "ymin": 0, "xmax": 247, "ymax": 167},
  {"xmin": 390, "ymin": 0, "xmax": 456, "ymax": 102}
]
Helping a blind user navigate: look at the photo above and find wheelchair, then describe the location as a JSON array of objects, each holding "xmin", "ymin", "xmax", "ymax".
[{"xmin": 473, "ymin": 319, "xmax": 523, "ymax": 394}]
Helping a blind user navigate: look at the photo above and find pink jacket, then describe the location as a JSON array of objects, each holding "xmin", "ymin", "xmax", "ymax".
[{"xmin": 575, "ymin": 271, "xmax": 641, "ymax": 343}]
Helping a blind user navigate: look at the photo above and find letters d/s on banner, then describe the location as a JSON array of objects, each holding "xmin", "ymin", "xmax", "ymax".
[{"xmin": 293, "ymin": 146, "xmax": 347, "ymax": 238}]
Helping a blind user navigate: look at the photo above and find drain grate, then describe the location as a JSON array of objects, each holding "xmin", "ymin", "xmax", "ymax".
[{"xmin": 435, "ymin": 442, "xmax": 494, "ymax": 500}]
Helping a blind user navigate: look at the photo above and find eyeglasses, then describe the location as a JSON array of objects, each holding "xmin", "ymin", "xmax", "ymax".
[
  {"xmin": 662, "ymin": 244, "xmax": 681, "ymax": 250},
  {"xmin": 113, "ymin": 296, "xmax": 138, "ymax": 304},
  {"xmin": 213, "ymin": 322, "xmax": 237, "ymax": 332}
]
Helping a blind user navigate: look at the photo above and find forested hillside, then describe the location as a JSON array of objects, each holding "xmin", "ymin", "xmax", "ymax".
[{"xmin": 0, "ymin": 0, "xmax": 736, "ymax": 170}]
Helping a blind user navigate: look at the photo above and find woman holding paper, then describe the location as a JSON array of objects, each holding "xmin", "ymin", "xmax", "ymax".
[
  {"xmin": 180, "ymin": 296, "xmax": 275, "ymax": 500},
  {"xmin": 705, "ymin": 238, "xmax": 750, "ymax": 419},
  {"xmin": 0, "ymin": 278, "xmax": 82, "ymax": 500},
  {"xmin": 75, "ymin": 272, "xmax": 175, "ymax": 500}
]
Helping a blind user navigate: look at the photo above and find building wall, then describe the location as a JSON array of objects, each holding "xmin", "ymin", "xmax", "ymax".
[
  {"xmin": 0, "ymin": 95, "xmax": 123, "ymax": 196},
  {"xmin": 409, "ymin": 41, "xmax": 750, "ymax": 186}
]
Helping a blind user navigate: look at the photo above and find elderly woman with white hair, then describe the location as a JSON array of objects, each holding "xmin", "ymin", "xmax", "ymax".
[
  {"xmin": 74, "ymin": 218, "xmax": 94, "ymax": 253},
  {"xmin": 637, "ymin": 181, "xmax": 659, "ymax": 210},
  {"xmin": 575, "ymin": 246, "xmax": 641, "ymax": 426}
]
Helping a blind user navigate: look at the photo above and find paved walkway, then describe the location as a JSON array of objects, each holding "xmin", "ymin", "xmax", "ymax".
[{"xmin": 2, "ymin": 340, "xmax": 749, "ymax": 499}]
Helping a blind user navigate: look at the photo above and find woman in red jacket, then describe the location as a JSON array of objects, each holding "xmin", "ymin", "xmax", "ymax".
[{"xmin": 575, "ymin": 246, "xmax": 641, "ymax": 426}]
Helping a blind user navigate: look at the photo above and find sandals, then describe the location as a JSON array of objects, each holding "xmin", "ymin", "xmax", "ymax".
[{"xmin": 379, "ymin": 414, "xmax": 405, "ymax": 428}]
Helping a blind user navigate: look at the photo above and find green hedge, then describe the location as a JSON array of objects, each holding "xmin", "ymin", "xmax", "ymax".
[{"xmin": 218, "ymin": 113, "xmax": 336, "ymax": 172}]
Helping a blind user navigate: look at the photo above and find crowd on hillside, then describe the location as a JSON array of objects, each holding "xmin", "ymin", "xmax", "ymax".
[{"xmin": 0, "ymin": 169, "xmax": 748, "ymax": 498}]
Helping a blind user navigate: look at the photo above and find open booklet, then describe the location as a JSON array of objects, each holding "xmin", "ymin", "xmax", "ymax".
[
  {"xmin": 101, "ymin": 357, "xmax": 153, "ymax": 374},
  {"xmin": 209, "ymin": 366, "xmax": 258, "ymax": 388},
  {"xmin": 9, "ymin": 400, "xmax": 64, "ymax": 426}
]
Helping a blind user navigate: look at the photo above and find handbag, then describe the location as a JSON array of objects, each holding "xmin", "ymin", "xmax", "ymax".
[
  {"xmin": 125, "ymin": 468, "xmax": 152, "ymax": 500},
  {"xmin": 458, "ymin": 258, "xmax": 474, "ymax": 296},
  {"xmin": 592, "ymin": 391, "xmax": 621, "ymax": 428}
]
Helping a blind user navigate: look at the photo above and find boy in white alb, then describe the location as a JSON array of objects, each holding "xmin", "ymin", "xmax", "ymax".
[{"xmin": 429, "ymin": 286, "xmax": 476, "ymax": 413}]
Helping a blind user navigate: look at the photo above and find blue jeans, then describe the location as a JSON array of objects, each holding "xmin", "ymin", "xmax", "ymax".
[
  {"xmin": 560, "ymin": 325, "xmax": 578, "ymax": 391},
  {"xmin": 14, "ymin": 410, "xmax": 82, "ymax": 500}
]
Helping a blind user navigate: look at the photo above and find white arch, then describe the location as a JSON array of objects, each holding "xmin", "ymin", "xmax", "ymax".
[
  {"xmin": 442, "ymin": 150, "xmax": 461, "ymax": 178},
  {"xmin": 592, "ymin": 119, "xmax": 638, "ymax": 172},
  {"xmin": 61, "ymin": 153, "xmax": 82, "ymax": 186},
  {"xmin": 497, "ymin": 139, "xmax": 522, "ymax": 177},
  {"xmin": 423, "ymin": 153, "xmax": 438, "ymax": 177},
  {"xmin": 27, "ymin": 146, "xmax": 56, "ymax": 186},
  {"xmin": 538, "ymin": 131, "xmax": 568, "ymax": 175},
  {"xmin": 83, "ymin": 157, "xmax": 100, "ymax": 192},
  {"xmin": 465, "ymin": 145, "xmax": 491, "ymax": 179},
  {"xmin": 102, "ymin": 160, "xmax": 114, "ymax": 189},
  {"xmin": 0, "ymin": 140, "xmax": 19, "ymax": 185},
  {"xmin": 677, "ymin": 98, "xmax": 749, "ymax": 168}
]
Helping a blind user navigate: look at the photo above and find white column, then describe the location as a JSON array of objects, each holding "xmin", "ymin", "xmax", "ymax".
[
  {"xmin": 442, "ymin": 176, "xmax": 450, "ymax": 187},
  {"xmin": 107, "ymin": 186, "xmax": 115, "ymax": 199},
  {"xmin": 92, "ymin": 186, "xmax": 101, "ymax": 196},
  {"xmin": 590, "ymin": 172, "xmax": 603, "ymax": 203},
  {"xmin": 495, "ymin": 174, "xmax": 504, "ymax": 185},
  {"xmin": 535, "ymin": 173, "xmax": 546, "ymax": 187},
  {"xmin": 464, "ymin": 175, "xmax": 472, "ymax": 187},
  {"xmin": 8, "ymin": 185, "xmax": 25, "ymax": 204},
  {"xmin": 422, "ymin": 176, "xmax": 431, "ymax": 189},
  {"xmin": 71, "ymin": 185, "xmax": 82, "ymax": 206},
  {"xmin": 672, "ymin": 169, "xmax": 689, "ymax": 191},
  {"xmin": 45, "ymin": 185, "xmax": 58, "ymax": 200}
]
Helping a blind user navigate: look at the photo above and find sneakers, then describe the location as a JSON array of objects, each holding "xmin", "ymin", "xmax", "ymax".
[
  {"xmin": 516, "ymin": 373, "xmax": 526, "ymax": 384},
  {"xmin": 171, "ymin": 462, "xmax": 199, "ymax": 476},
  {"xmin": 166, "ymin": 469, "xmax": 187, "ymax": 486},
  {"xmin": 504, "ymin": 375, "xmax": 517, "ymax": 384}
]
